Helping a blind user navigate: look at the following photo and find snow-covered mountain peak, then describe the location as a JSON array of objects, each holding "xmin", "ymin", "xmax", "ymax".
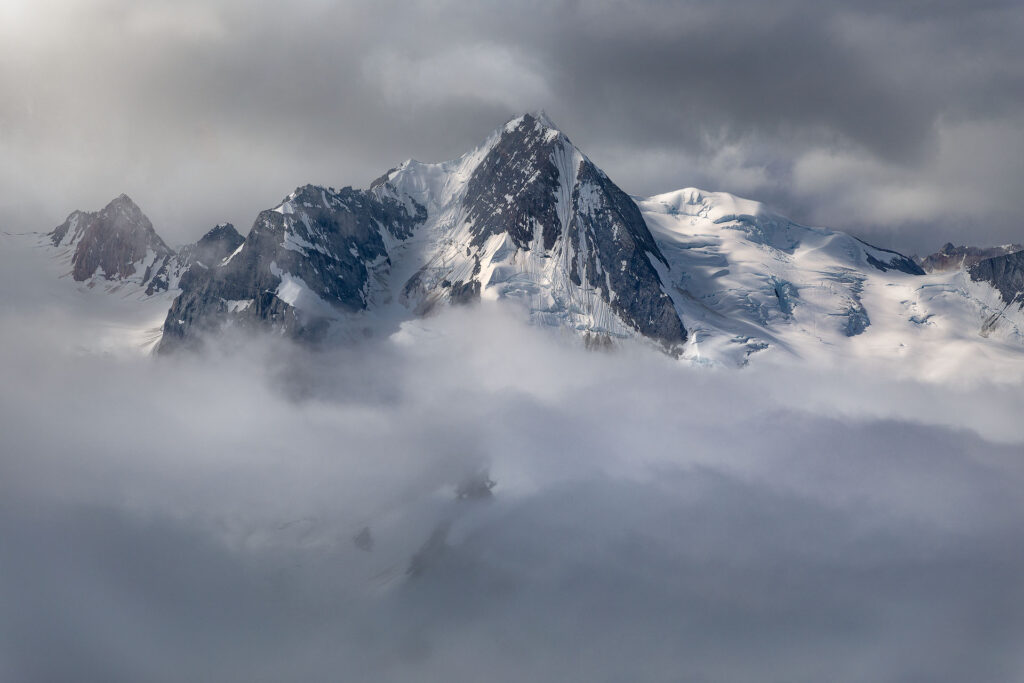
[
  {"xmin": 502, "ymin": 110, "xmax": 564, "ymax": 140},
  {"xmin": 153, "ymin": 113, "xmax": 689, "ymax": 353},
  {"xmin": 645, "ymin": 187, "xmax": 768, "ymax": 223},
  {"xmin": 371, "ymin": 112, "xmax": 572, "ymax": 218},
  {"xmin": 641, "ymin": 187, "xmax": 922, "ymax": 275},
  {"xmin": 640, "ymin": 186, "xmax": 820, "ymax": 257},
  {"xmin": 38, "ymin": 115, "xmax": 1024, "ymax": 367},
  {"xmin": 383, "ymin": 112, "xmax": 687, "ymax": 350}
]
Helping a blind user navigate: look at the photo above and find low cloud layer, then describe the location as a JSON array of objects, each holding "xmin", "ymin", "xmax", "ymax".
[
  {"xmin": 1, "ymin": 240, "xmax": 1023, "ymax": 681},
  {"xmin": 1, "ymin": 0, "xmax": 1022, "ymax": 253}
]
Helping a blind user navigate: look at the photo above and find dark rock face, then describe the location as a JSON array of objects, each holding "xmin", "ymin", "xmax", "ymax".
[
  {"xmin": 49, "ymin": 213, "xmax": 83, "ymax": 247},
  {"xmin": 447, "ymin": 279, "xmax": 481, "ymax": 305},
  {"xmin": 566, "ymin": 160, "xmax": 686, "ymax": 349},
  {"xmin": 919, "ymin": 242, "xmax": 1024, "ymax": 273},
  {"xmin": 463, "ymin": 116, "xmax": 564, "ymax": 250},
  {"xmin": 182, "ymin": 223, "xmax": 244, "ymax": 268},
  {"xmin": 457, "ymin": 114, "xmax": 687, "ymax": 350},
  {"xmin": 864, "ymin": 252, "xmax": 925, "ymax": 276},
  {"xmin": 157, "ymin": 185, "xmax": 425, "ymax": 352},
  {"xmin": 147, "ymin": 224, "xmax": 245, "ymax": 296},
  {"xmin": 49, "ymin": 194, "xmax": 172, "ymax": 284},
  {"xmin": 843, "ymin": 302, "xmax": 871, "ymax": 336},
  {"xmin": 854, "ymin": 238, "xmax": 925, "ymax": 276},
  {"xmin": 970, "ymin": 251, "xmax": 1024, "ymax": 308}
]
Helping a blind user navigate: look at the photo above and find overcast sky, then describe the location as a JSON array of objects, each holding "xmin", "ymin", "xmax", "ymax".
[{"xmin": 1, "ymin": 0, "xmax": 1022, "ymax": 253}]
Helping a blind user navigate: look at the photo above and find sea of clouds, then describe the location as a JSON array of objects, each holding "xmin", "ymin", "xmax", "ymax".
[{"xmin": 1, "ymin": 236, "xmax": 1023, "ymax": 682}]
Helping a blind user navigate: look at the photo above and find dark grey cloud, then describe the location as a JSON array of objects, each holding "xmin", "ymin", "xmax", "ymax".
[{"xmin": 1, "ymin": 0, "xmax": 1022, "ymax": 252}]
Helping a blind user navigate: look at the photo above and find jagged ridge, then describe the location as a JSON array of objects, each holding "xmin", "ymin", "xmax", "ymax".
[
  {"xmin": 46, "ymin": 113, "xmax": 1009, "ymax": 366},
  {"xmin": 155, "ymin": 113, "xmax": 689, "ymax": 353}
]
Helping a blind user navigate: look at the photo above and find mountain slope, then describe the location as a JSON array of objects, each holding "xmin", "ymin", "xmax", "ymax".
[
  {"xmin": 158, "ymin": 185, "xmax": 426, "ymax": 351},
  {"xmin": 637, "ymin": 188, "xmax": 1024, "ymax": 364}
]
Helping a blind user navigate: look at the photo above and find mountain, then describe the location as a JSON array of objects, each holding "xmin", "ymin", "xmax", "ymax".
[
  {"xmin": 159, "ymin": 185, "xmax": 425, "ymax": 351},
  {"xmin": 169, "ymin": 223, "xmax": 244, "ymax": 290},
  {"xmin": 49, "ymin": 194, "xmax": 174, "ymax": 291},
  {"xmin": 638, "ymin": 189, "xmax": 938, "ymax": 362},
  {"xmin": 158, "ymin": 113, "xmax": 688, "ymax": 354},
  {"xmin": 970, "ymin": 251, "xmax": 1024, "ymax": 309},
  {"xmin": 916, "ymin": 242, "xmax": 1024, "ymax": 273},
  {"xmin": 48, "ymin": 196, "xmax": 245, "ymax": 299},
  {"xmin": 41, "ymin": 113, "xmax": 1024, "ymax": 364},
  {"xmin": 375, "ymin": 112, "xmax": 687, "ymax": 349}
]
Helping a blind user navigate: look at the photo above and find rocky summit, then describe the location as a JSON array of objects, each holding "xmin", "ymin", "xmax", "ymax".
[
  {"xmin": 157, "ymin": 113, "xmax": 689, "ymax": 354},
  {"xmin": 50, "ymin": 194, "xmax": 173, "ymax": 289}
]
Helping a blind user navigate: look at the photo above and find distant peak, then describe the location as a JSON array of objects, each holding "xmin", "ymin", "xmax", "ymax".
[
  {"xmin": 201, "ymin": 223, "xmax": 239, "ymax": 241},
  {"xmin": 503, "ymin": 111, "xmax": 560, "ymax": 134},
  {"xmin": 643, "ymin": 187, "xmax": 767, "ymax": 221},
  {"xmin": 105, "ymin": 193, "xmax": 142, "ymax": 213},
  {"xmin": 528, "ymin": 109, "xmax": 558, "ymax": 129},
  {"xmin": 498, "ymin": 111, "xmax": 570, "ymax": 150}
]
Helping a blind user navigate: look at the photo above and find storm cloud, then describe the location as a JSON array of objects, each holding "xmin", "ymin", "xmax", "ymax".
[{"xmin": 1, "ymin": 0, "xmax": 1022, "ymax": 253}]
